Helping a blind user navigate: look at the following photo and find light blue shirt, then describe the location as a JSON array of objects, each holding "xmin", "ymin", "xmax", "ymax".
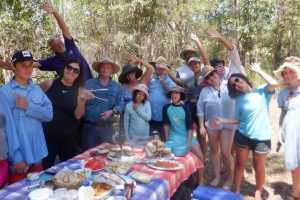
[
  {"xmin": 0, "ymin": 78, "xmax": 53, "ymax": 165},
  {"xmin": 124, "ymin": 101, "xmax": 151, "ymax": 140},
  {"xmin": 84, "ymin": 78, "xmax": 124, "ymax": 123},
  {"xmin": 148, "ymin": 74, "xmax": 176, "ymax": 121},
  {"xmin": 234, "ymin": 85, "xmax": 274, "ymax": 140}
]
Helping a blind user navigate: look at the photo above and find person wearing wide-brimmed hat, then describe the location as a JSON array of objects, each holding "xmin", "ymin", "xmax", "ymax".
[
  {"xmin": 196, "ymin": 64, "xmax": 236, "ymax": 189},
  {"xmin": 82, "ymin": 54, "xmax": 124, "ymax": 150},
  {"xmin": 207, "ymin": 28, "xmax": 245, "ymax": 81},
  {"xmin": 274, "ymin": 57, "xmax": 300, "ymax": 200},
  {"xmin": 118, "ymin": 54, "xmax": 153, "ymax": 133},
  {"xmin": 147, "ymin": 56, "xmax": 176, "ymax": 141},
  {"xmin": 163, "ymin": 86, "xmax": 205, "ymax": 185},
  {"xmin": 166, "ymin": 33, "xmax": 210, "ymax": 158},
  {"xmin": 213, "ymin": 63, "xmax": 277, "ymax": 199},
  {"xmin": 177, "ymin": 44, "xmax": 199, "ymax": 80},
  {"xmin": 124, "ymin": 83, "xmax": 151, "ymax": 141}
]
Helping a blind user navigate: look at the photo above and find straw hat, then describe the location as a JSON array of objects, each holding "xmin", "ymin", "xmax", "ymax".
[
  {"xmin": 201, "ymin": 65, "xmax": 216, "ymax": 78},
  {"xmin": 133, "ymin": 83, "xmax": 149, "ymax": 98},
  {"xmin": 273, "ymin": 61, "xmax": 300, "ymax": 86},
  {"xmin": 149, "ymin": 56, "xmax": 169, "ymax": 69},
  {"xmin": 180, "ymin": 44, "xmax": 200, "ymax": 60},
  {"xmin": 118, "ymin": 64, "xmax": 143, "ymax": 84},
  {"xmin": 167, "ymin": 86, "xmax": 186, "ymax": 101},
  {"xmin": 92, "ymin": 54, "xmax": 120, "ymax": 74}
]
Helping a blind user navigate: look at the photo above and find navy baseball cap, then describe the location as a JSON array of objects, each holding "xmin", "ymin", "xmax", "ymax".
[{"xmin": 12, "ymin": 50, "xmax": 34, "ymax": 64}]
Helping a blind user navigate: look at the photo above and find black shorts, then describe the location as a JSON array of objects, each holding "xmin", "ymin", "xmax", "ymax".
[{"xmin": 234, "ymin": 130, "xmax": 271, "ymax": 154}]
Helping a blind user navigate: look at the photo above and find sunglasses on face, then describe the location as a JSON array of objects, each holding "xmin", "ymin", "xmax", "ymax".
[
  {"xmin": 65, "ymin": 64, "xmax": 80, "ymax": 74},
  {"xmin": 204, "ymin": 71, "xmax": 215, "ymax": 81},
  {"xmin": 231, "ymin": 77, "xmax": 240, "ymax": 88}
]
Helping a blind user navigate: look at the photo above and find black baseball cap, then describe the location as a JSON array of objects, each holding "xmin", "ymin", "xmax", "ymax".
[{"xmin": 12, "ymin": 50, "xmax": 34, "ymax": 64}]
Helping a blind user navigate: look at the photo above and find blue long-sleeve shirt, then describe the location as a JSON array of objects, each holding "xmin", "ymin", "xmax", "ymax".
[
  {"xmin": 124, "ymin": 101, "xmax": 151, "ymax": 140},
  {"xmin": 0, "ymin": 78, "xmax": 53, "ymax": 165},
  {"xmin": 84, "ymin": 78, "xmax": 124, "ymax": 123}
]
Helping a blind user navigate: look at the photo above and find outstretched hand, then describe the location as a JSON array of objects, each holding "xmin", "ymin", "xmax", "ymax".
[
  {"xmin": 207, "ymin": 28, "xmax": 222, "ymax": 39},
  {"xmin": 285, "ymin": 56, "xmax": 300, "ymax": 63},
  {"xmin": 189, "ymin": 33, "xmax": 200, "ymax": 42},
  {"xmin": 248, "ymin": 62, "xmax": 262, "ymax": 73},
  {"xmin": 124, "ymin": 53, "xmax": 139, "ymax": 64},
  {"xmin": 40, "ymin": 3, "xmax": 56, "ymax": 14},
  {"xmin": 0, "ymin": 59, "xmax": 14, "ymax": 70}
]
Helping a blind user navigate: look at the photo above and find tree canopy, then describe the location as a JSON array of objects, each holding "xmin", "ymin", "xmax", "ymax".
[{"xmin": 1, "ymin": 0, "xmax": 300, "ymax": 85}]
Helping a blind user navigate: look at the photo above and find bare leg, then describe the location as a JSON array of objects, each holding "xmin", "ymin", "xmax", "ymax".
[
  {"xmin": 234, "ymin": 146, "xmax": 250, "ymax": 193},
  {"xmin": 220, "ymin": 129, "xmax": 235, "ymax": 190},
  {"xmin": 207, "ymin": 129, "xmax": 220, "ymax": 186},
  {"xmin": 290, "ymin": 167, "xmax": 300, "ymax": 199},
  {"xmin": 190, "ymin": 143, "xmax": 205, "ymax": 185},
  {"xmin": 196, "ymin": 128, "xmax": 207, "ymax": 160},
  {"xmin": 253, "ymin": 152, "xmax": 268, "ymax": 200}
]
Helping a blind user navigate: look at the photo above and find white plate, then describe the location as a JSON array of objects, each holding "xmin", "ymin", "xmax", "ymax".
[
  {"xmin": 146, "ymin": 159, "xmax": 183, "ymax": 171},
  {"xmin": 129, "ymin": 171, "xmax": 154, "ymax": 184},
  {"xmin": 107, "ymin": 154, "xmax": 140, "ymax": 163},
  {"xmin": 28, "ymin": 188, "xmax": 53, "ymax": 200}
]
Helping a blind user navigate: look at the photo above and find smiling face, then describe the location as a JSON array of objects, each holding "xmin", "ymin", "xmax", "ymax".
[
  {"xmin": 188, "ymin": 61, "xmax": 201, "ymax": 73},
  {"xmin": 282, "ymin": 67, "xmax": 298, "ymax": 85},
  {"xmin": 134, "ymin": 90, "xmax": 146, "ymax": 103},
  {"xmin": 99, "ymin": 63, "xmax": 113, "ymax": 78},
  {"xmin": 126, "ymin": 71, "xmax": 137, "ymax": 83},
  {"xmin": 184, "ymin": 51, "xmax": 196, "ymax": 61},
  {"xmin": 205, "ymin": 70, "xmax": 220, "ymax": 86},
  {"xmin": 49, "ymin": 38, "xmax": 66, "ymax": 54},
  {"xmin": 63, "ymin": 62, "xmax": 80, "ymax": 84},
  {"xmin": 229, "ymin": 76, "xmax": 250, "ymax": 93}
]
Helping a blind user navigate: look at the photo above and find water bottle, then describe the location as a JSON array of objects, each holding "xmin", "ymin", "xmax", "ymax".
[
  {"xmin": 153, "ymin": 130, "xmax": 160, "ymax": 140},
  {"xmin": 78, "ymin": 181, "xmax": 95, "ymax": 200}
]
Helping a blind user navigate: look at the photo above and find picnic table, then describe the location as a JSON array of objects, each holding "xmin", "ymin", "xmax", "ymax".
[{"xmin": 0, "ymin": 143, "xmax": 203, "ymax": 200}]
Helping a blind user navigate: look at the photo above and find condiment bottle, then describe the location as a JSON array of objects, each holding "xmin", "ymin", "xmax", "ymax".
[{"xmin": 78, "ymin": 181, "xmax": 94, "ymax": 200}]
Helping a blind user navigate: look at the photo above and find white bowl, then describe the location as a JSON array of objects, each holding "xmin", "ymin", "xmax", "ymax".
[
  {"xmin": 106, "ymin": 196, "xmax": 127, "ymax": 200},
  {"xmin": 27, "ymin": 172, "xmax": 40, "ymax": 181},
  {"xmin": 28, "ymin": 188, "xmax": 53, "ymax": 200}
]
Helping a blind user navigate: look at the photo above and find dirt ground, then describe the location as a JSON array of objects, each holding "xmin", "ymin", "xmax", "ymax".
[{"xmin": 203, "ymin": 94, "xmax": 292, "ymax": 200}]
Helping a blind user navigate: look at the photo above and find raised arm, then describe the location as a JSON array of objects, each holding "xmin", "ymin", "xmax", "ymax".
[
  {"xmin": 165, "ymin": 67, "xmax": 184, "ymax": 86},
  {"xmin": 40, "ymin": 3, "xmax": 72, "ymax": 39},
  {"xmin": 124, "ymin": 54, "xmax": 154, "ymax": 85},
  {"xmin": 0, "ymin": 60, "xmax": 15, "ymax": 70},
  {"xmin": 207, "ymin": 28, "xmax": 245, "ymax": 75},
  {"xmin": 248, "ymin": 62, "xmax": 277, "ymax": 93},
  {"xmin": 190, "ymin": 33, "xmax": 210, "ymax": 65},
  {"xmin": 207, "ymin": 28, "xmax": 234, "ymax": 51}
]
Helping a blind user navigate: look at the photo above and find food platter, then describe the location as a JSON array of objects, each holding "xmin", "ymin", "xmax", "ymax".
[
  {"xmin": 84, "ymin": 157, "xmax": 106, "ymax": 172},
  {"xmin": 146, "ymin": 159, "xmax": 183, "ymax": 171},
  {"xmin": 91, "ymin": 182, "xmax": 114, "ymax": 200}
]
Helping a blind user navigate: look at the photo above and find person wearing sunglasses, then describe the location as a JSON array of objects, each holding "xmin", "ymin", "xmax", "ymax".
[
  {"xmin": 213, "ymin": 63, "xmax": 277, "ymax": 200},
  {"xmin": 40, "ymin": 59, "xmax": 94, "ymax": 170},
  {"xmin": 166, "ymin": 33, "xmax": 210, "ymax": 159},
  {"xmin": 196, "ymin": 65, "xmax": 236, "ymax": 189},
  {"xmin": 274, "ymin": 57, "xmax": 300, "ymax": 200}
]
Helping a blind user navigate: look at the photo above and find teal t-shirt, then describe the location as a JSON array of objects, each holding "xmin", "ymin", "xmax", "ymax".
[{"xmin": 234, "ymin": 85, "xmax": 274, "ymax": 140}]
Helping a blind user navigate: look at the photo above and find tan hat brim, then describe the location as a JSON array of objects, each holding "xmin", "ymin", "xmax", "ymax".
[{"xmin": 92, "ymin": 61, "xmax": 120, "ymax": 74}]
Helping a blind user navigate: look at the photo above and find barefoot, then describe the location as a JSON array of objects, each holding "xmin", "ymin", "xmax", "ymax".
[
  {"xmin": 210, "ymin": 177, "xmax": 220, "ymax": 187},
  {"xmin": 222, "ymin": 179, "xmax": 233, "ymax": 190},
  {"xmin": 254, "ymin": 190, "xmax": 262, "ymax": 200},
  {"xmin": 198, "ymin": 177, "xmax": 206, "ymax": 186}
]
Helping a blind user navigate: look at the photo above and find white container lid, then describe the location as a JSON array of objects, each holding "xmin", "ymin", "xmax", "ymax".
[{"xmin": 28, "ymin": 188, "xmax": 53, "ymax": 200}]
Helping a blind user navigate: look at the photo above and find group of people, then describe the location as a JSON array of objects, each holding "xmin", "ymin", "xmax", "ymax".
[{"xmin": 0, "ymin": 3, "xmax": 300, "ymax": 200}]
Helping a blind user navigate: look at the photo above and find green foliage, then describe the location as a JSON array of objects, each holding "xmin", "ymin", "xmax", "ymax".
[{"xmin": 1, "ymin": 0, "xmax": 300, "ymax": 85}]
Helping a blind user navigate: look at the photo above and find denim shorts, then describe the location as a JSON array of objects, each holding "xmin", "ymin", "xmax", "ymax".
[{"xmin": 234, "ymin": 130, "xmax": 271, "ymax": 154}]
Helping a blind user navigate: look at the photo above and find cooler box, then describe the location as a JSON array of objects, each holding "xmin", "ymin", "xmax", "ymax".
[{"xmin": 192, "ymin": 186, "xmax": 242, "ymax": 200}]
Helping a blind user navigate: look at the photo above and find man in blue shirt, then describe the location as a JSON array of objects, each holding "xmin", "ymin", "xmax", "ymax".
[
  {"xmin": 36, "ymin": 3, "xmax": 92, "ymax": 81},
  {"xmin": 147, "ymin": 56, "xmax": 176, "ymax": 141},
  {"xmin": 82, "ymin": 55, "xmax": 124, "ymax": 150},
  {"xmin": 0, "ymin": 50, "xmax": 53, "ymax": 184}
]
